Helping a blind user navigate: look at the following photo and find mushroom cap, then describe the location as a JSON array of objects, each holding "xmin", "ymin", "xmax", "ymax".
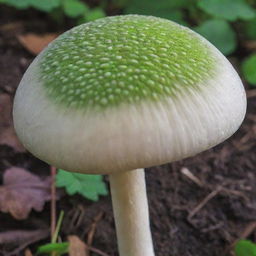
[{"xmin": 13, "ymin": 15, "xmax": 246, "ymax": 174}]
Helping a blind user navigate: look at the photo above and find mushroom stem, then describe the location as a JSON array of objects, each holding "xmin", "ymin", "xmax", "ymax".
[{"xmin": 109, "ymin": 169, "xmax": 155, "ymax": 256}]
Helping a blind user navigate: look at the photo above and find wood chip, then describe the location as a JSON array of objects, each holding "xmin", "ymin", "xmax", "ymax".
[
  {"xmin": 68, "ymin": 235, "xmax": 88, "ymax": 256},
  {"xmin": 24, "ymin": 248, "xmax": 33, "ymax": 256}
]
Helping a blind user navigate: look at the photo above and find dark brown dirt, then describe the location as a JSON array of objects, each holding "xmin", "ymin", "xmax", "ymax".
[{"xmin": 0, "ymin": 6, "xmax": 256, "ymax": 256}]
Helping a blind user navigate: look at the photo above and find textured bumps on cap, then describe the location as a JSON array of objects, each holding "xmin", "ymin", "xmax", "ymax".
[
  {"xmin": 40, "ymin": 15, "xmax": 216, "ymax": 109},
  {"xmin": 13, "ymin": 15, "xmax": 246, "ymax": 174}
]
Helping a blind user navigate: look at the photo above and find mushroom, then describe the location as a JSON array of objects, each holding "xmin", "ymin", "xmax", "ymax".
[{"xmin": 13, "ymin": 15, "xmax": 246, "ymax": 256}]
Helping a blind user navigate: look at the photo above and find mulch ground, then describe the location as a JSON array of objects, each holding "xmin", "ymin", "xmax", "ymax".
[{"xmin": 0, "ymin": 6, "xmax": 256, "ymax": 256}]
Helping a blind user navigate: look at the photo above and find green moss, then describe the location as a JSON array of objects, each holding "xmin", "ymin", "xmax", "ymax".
[{"xmin": 40, "ymin": 15, "xmax": 216, "ymax": 109}]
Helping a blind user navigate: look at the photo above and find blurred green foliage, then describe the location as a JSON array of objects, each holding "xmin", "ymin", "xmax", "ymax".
[
  {"xmin": 0, "ymin": 0, "xmax": 106, "ymax": 22},
  {"xmin": 1, "ymin": 0, "xmax": 255, "ymax": 86},
  {"xmin": 242, "ymin": 54, "xmax": 256, "ymax": 86},
  {"xmin": 197, "ymin": 0, "xmax": 255, "ymax": 21},
  {"xmin": 195, "ymin": 19, "xmax": 237, "ymax": 55},
  {"xmin": 62, "ymin": 0, "xmax": 88, "ymax": 18},
  {"xmin": 124, "ymin": 0, "xmax": 188, "ymax": 24},
  {"xmin": 245, "ymin": 17, "xmax": 256, "ymax": 39},
  {"xmin": 0, "ymin": 0, "xmax": 61, "ymax": 11}
]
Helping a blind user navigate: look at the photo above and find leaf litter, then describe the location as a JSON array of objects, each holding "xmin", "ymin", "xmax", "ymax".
[
  {"xmin": 0, "ymin": 167, "xmax": 52, "ymax": 220},
  {"xmin": 17, "ymin": 33, "xmax": 58, "ymax": 55}
]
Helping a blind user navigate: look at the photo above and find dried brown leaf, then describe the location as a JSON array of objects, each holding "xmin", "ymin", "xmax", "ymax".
[
  {"xmin": 0, "ymin": 229, "xmax": 49, "ymax": 245},
  {"xmin": 68, "ymin": 235, "xmax": 88, "ymax": 256},
  {"xmin": 0, "ymin": 167, "xmax": 52, "ymax": 220},
  {"xmin": 0, "ymin": 93, "xmax": 25, "ymax": 151},
  {"xmin": 17, "ymin": 33, "xmax": 58, "ymax": 55}
]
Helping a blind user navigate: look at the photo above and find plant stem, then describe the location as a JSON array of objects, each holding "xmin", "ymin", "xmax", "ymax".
[
  {"xmin": 52, "ymin": 210, "xmax": 64, "ymax": 243},
  {"xmin": 109, "ymin": 169, "xmax": 155, "ymax": 256}
]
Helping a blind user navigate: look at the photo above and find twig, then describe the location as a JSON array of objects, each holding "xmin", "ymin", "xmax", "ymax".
[
  {"xmin": 240, "ymin": 222, "xmax": 256, "ymax": 239},
  {"xmin": 67, "ymin": 204, "xmax": 86, "ymax": 233},
  {"xmin": 87, "ymin": 212, "xmax": 104, "ymax": 256},
  {"xmin": 87, "ymin": 212, "xmax": 104, "ymax": 246},
  {"xmin": 201, "ymin": 222, "xmax": 224, "ymax": 233},
  {"xmin": 180, "ymin": 167, "xmax": 204, "ymax": 187},
  {"xmin": 76, "ymin": 205, "xmax": 86, "ymax": 228},
  {"xmin": 87, "ymin": 246, "xmax": 110, "ymax": 256},
  {"xmin": 188, "ymin": 187, "xmax": 222, "ymax": 220},
  {"xmin": 221, "ymin": 188, "xmax": 249, "ymax": 203},
  {"xmin": 51, "ymin": 166, "xmax": 57, "ymax": 241}
]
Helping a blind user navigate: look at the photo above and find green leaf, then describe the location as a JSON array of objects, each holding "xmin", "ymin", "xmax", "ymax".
[
  {"xmin": 37, "ymin": 242, "xmax": 69, "ymax": 255},
  {"xmin": 85, "ymin": 8, "xmax": 106, "ymax": 22},
  {"xmin": 194, "ymin": 19, "xmax": 237, "ymax": 55},
  {"xmin": 234, "ymin": 240, "xmax": 256, "ymax": 256},
  {"xmin": 197, "ymin": 0, "xmax": 255, "ymax": 21},
  {"xmin": 56, "ymin": 169, "xmax": 108, "ymax": 201},
  {"xmin": 31, "ymin": 0, "xmax": 61, "ymax": 12},
  {"xmin": 62, "ymin": 0, "xmax": 88, "ymax": 18},
  {"xmin": 242, "ymin": 54, "xmax": 256, "ymax": 86},
  {"xmin": 124, "ymin": 0, "xmax": 188, "ymax": 24}
]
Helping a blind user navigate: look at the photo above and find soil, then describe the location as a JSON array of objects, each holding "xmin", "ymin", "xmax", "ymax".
[{"xmin": 0, "ymin": 6, "xmax": 256, "ymax": 256}]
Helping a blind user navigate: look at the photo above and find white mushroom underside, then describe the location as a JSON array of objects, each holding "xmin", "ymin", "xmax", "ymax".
[{"xmin": 13, "ymin": 56, "xmax": 246, "ymax": 174}]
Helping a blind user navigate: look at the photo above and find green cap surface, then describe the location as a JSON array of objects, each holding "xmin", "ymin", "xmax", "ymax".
[{"xmin": 40, "ymin": 15, "xmax": 215, "ymax": 110}]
